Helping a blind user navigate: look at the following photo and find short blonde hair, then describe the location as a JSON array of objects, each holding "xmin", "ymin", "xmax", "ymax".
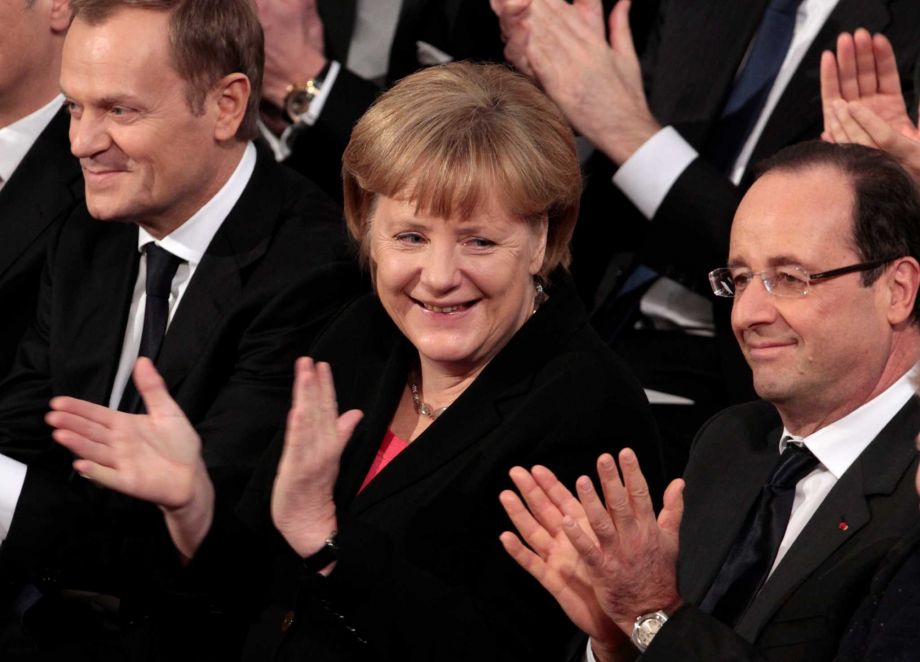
[{"xmin": 342, "ymin": 62, "xmax": 581, "ymax": 277}]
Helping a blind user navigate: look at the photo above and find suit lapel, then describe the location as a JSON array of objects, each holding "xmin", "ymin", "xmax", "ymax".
[
  {"xmin": 60, "ymin": 218, "xmax": 139, "ymax": 402},
  {"xmin": 155, "ymin": 154, "xmax": 278, "ymax": 394},
  {"xmin": 680, "ymin": 425, "xmax": 781, "ymax": 604},
  {"xmin": 747, "ymin": 0, "xmax": 892, "ymax": 167},
  {"xmin": 0, "ymin": 108, "xmax": 82, "ymax": 278},
  {"xmin": 736, "ymin": 396, "xmax": 920, "ymax": 639}
]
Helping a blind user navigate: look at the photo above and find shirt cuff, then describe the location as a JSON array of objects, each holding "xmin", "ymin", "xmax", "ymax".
[
  {"xmin": 611, "ymin": 126, "xmax": 699, "ymax": 220},
  {"xmin": 0, "ymin": 454, "xmax": 27, "ymax": 543},
  {"xmin": 296, "ymin": 60, "xmax": 342, "ymax": 128}
]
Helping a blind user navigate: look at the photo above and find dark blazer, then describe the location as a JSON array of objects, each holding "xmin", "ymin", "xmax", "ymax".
[
  {"xmin": 835, "ymin": 522, "xmax": 920, "ymax": 661},
  {"xmin": 0, "ymin": 107, "xmax": 83, "ymax": 378},
  {"xmin": 0, "ymin": 151, "xmax": 364, "ymax": 614},
  {"xmin": 191, "ymin": 274, "xmax": 663, "ymax": 662},
  {"xmin": 284, "ymin": 0, "xmax": 504, "ymax": 201},
  {"xmin": 640, "ymin": 397, "xmax": 920, "ymax": 661}
]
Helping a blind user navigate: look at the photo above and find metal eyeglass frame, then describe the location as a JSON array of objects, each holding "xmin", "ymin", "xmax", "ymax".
[{"xmin": 708, "ymin": 257, "xmax": 902, "ymax": 298}]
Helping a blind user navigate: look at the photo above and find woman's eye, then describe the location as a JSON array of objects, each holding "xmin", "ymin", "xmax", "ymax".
[
  {"xmin": 395, "ymin": 232, "xmax": 425, "ymax": 244},
  {"xmin": 467, "ymin": 238, "xmax": 495, "ymax": 249}
]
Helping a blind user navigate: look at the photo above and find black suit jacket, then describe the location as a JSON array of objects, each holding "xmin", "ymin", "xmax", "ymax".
[
  {"xmin": 190, "ymin": 274, "xmax": 663, "ymax": 662},
  {"xmin": 640, "ymin": 397, "xmax": 920, "ymax": 661},
  {"xmin": 0, "ymin": 107, "xmax": 83, "ymax": 378},
  {"xmin": 283, "ymin": 0, "xmax": 504, "ymax": 201},
  {"xmin": 835, "ymin": 522, "xmax": 920, "ymax": 661},
  {"xmin": 582, "ymin": 0, "xmax": 920, "ymax": 401},
  {"xmin": 0, "ymin": 150, "xmax": 364, "ymax": 602}
]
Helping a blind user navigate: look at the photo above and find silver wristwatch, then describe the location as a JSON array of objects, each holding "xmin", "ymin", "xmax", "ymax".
[{"xmin": 631, "ymin": 610, "xmax": 669, "ymax": 652}]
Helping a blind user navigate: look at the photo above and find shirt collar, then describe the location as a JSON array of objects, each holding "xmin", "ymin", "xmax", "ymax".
[
  {"xmin": 137, "ymin": 142, "xmax": 257, "ymax": 265},
  {"xmin": 0, "ymin": 95, "xmax": 65, "ymax": 183},
  {"xmin": 780, "ymin": 366, "xmax": 918, "ymax": 479}
]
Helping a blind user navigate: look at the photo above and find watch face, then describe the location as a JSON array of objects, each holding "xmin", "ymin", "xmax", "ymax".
[
  {"xmin": 636, "ymin": 618, "xmax": 663, "ymax": 647},
  {"xmin": 286, "ymin": 90, "xmax": 312, "ymax": 121}
]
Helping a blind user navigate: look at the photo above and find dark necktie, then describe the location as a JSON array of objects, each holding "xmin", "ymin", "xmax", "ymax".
[
  {"xmin": 699, "ymin": 442, "xmax": 819, "ymax": 625},
  {"xmin": 118, "ymin": 244, "xmax": 183, "ymax": 413},
  {"xmin": 705, "ymin": 0, "xmax": 804, "ymax": 173}
]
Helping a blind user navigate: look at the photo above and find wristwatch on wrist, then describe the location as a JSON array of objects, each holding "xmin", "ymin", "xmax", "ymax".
[
  {"xmin": 283, "ymin": 62, "xmax": 331, "ymax": 123},
  {"xmin": 301, "ymin": 530, "xmax": 338, "ymax": 574},
  {"xmin": 631, "ymin": 610, "xmax": 669, "ymax": 652}
]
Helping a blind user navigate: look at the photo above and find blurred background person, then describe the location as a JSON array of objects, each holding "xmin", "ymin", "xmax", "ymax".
[
  {"xmin": 493, "ymin": 0, "xmax": 920, "ymax": 478},
  {"xmin": 255, "ymin": 0, "xmax": 506, "ymax": 202},
  {"xmin": 0, "ymin": 0, "xmax": 82, "ymax": 378},
  {"xmin": 48, "ymin": 62, "xmax": 664, "ymax": 661}
]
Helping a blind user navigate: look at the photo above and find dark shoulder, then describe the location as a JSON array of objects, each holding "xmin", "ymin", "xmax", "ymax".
[
  {"xmin": 691, "ymin": 399, "xmax": 778, "ymax": 452},
  {"xmin": 310, "ymin": 293, "xmax": 397, "ymax": 364}
]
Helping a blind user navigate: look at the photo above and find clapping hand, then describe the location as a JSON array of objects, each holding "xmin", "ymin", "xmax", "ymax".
[
  {"xmin": 271, "ymin": 358, "xmax": 363, "ymax": 565},
  {"xmin": 820, "ymin": 30, "xmax": 920, "ymax": 184},
  {"xmin": 501, "ymin": 450, "xmax": 684, "ymax": 661},
  {"xmin": 46, "ymin": 357, "xmax": 214, "ymax": 560},
  {"xmin": 491, "ymin": 0, "xmax": 660, "ymax": 165}
]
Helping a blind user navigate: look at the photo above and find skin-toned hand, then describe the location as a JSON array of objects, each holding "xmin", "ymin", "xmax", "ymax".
[
  {"xmin": 255, "ymin": 0, "xmax": 328, "ymax": 108},
  {"xmin": 495, "ymin": 0, "xmax": 660, "ymax": 165},
  {"xmin": 827, "ymin": 100, "xmax": 920, "ymax": 185},
  {"xmin": 46, "ymin": 358, "xmax": 214, "ymax": 560},
  {"xmin": 271, "ymin": 358, "xmax": 363, "ymax": 564},
  {"xmin": 499, "ymin": 465, "xmax": 633, "ymax": 660},
  {"xmin": 501, "ymin": 450, "xmax": 684, "ymax": 660},
  {"xmin": 491, "ymin": 0, "xmax": 535, "ymax": 78},
  {"xmin": 820, "ymin": 30, "xmax": 916, "ymax": 142},
  {"xmin": 564, "ymin": 451, "xmax": 684, "ymax": 634}
]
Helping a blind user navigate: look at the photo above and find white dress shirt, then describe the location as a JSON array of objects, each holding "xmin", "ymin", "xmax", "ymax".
[
  {"xmin": 0, "ymin": 95, "xmax": 65, "ymax": 191},
  {"xmin": 0, "ymin": 142, "xmax": 257, "ymax": 544},
  {"xmin": 771, "ymin": 368, "xmax": 918, "ymax": 573}
]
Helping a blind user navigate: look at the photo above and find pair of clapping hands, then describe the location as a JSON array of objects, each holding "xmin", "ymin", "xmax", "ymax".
[
  {"xmin": 46, "ymin": 357, "xmax": 362, "ymax": 567},
  {"xmin": 821, "ymin": 29, "xmax": 919, "ymax": 182},
  {"xmin": 47, "ymin": 356, "xmax": 685, "ymax": 661}
]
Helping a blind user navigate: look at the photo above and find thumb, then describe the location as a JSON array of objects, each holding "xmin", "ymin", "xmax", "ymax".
[
  {"xmin": 657, "ymin": 478, "xmax": 685, "ymax": 533},
  {"xmin": 134, "ymin": 357, "xmax": 183, "ymax": 418},
  {"xmin": 336, "ymin": 409, "xmax": 364, "ymax": 446}
]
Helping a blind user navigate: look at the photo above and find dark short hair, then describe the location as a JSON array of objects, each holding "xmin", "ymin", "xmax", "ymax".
[
  {"xmin": 69, "ymin": 0, "xmax": 263, "ymax": 140},
  {"xmin": 755, "ymin": 140, "xmax": 920, "ymax": 324},
  {"xmin": 342, "ymin": 62, "xmax": 581, "ymax": 278}
]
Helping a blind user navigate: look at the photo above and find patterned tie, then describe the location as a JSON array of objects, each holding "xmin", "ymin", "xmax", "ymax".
[
  {"xmin": 699, "ymin": 442, "xmax": 819, "ymax": 625},
  {"xmin": 705, "ymin": 0, "xmax": 804, "ymax": 173},
  {"xmin": 118, "ymin": 244, "xmax": 183, "ymax": 413}
]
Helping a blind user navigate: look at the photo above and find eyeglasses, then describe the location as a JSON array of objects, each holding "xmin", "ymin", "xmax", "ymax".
[{"xmin": 708, "ymin": 257, "xmax": 901, "ymax": 298}]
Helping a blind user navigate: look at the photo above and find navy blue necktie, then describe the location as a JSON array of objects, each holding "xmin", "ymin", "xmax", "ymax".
[
  {"xmin": 699, "ymin": 442, "xmax": 819, "ymax": 625},
  {"xmin": 118, "ymin": 244, "xmax": 183, "ymax": 413},
  {"xmin": 705, "ymin": 0, "xmax": 804, "ymax": 173}
]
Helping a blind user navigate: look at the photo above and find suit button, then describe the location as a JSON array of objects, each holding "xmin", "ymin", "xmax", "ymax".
[{"xmin": 281, "ymin": 610, "xmax": 295, "ymax": 632}]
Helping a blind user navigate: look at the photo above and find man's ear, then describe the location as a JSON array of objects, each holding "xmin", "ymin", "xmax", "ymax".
[
  {"xmin": 50, "ymin": 0, "xmax": 73, "ymax": 33},
  {"xmin": 212, "ymin": 73, "xmax": 251, "ymax": 141},
  {"xmin": 885, "ymin": 256, "xmax": 920, "ymax": 325}
]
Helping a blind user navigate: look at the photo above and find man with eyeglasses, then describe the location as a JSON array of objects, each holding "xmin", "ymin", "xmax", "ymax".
[{"xmin": 500, "ymin": 140, "xmax": 920, "ymax": 661}]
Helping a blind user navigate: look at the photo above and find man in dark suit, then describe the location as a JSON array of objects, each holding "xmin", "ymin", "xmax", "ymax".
[
  {"xmin": 255, "ymin": 0, "xmax": 504, "ymax": 201},
  {"xmin": 500, "ymin": 142, "xmax": 920, "ymax": 661},
  {"xmin": 0, "ymin": 0, "xmax": 82, "ymax": 377},
  {"xmin": 0, "ymin": 0, "xmax": 361, "ymax": 657},
  {"xmin": 494, "ymin": 0, "xmax": 920, "ymax": 473}
]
